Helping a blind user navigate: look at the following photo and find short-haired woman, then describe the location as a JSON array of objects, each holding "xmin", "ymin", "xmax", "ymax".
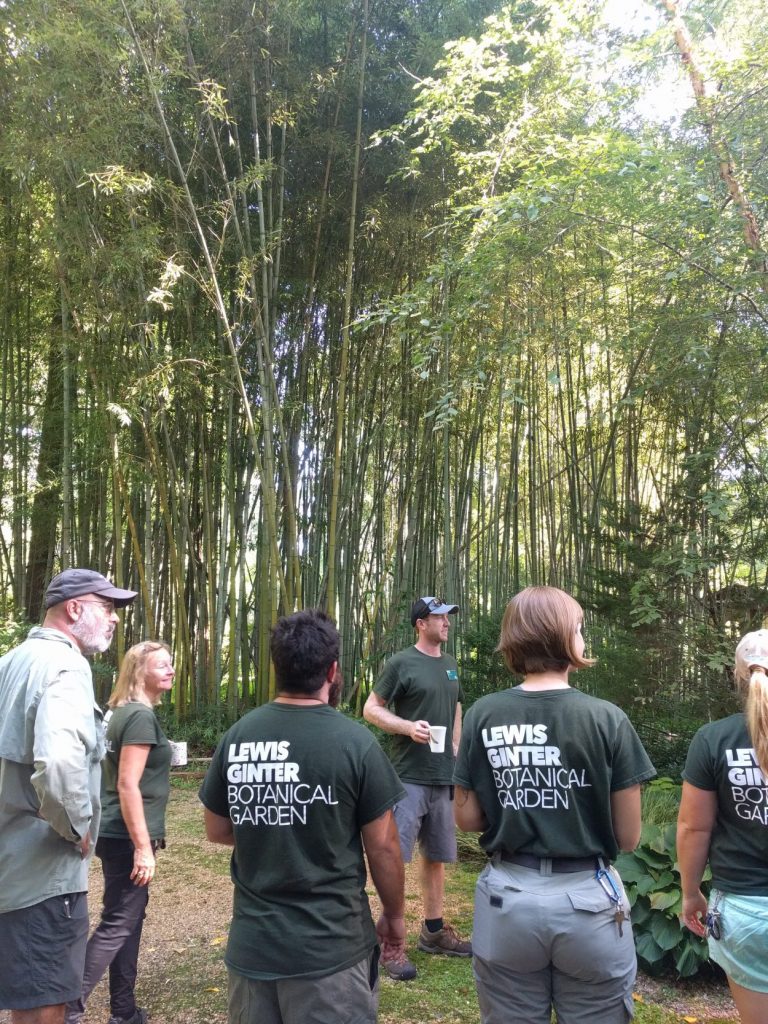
[
  {"xmin": 678, "ymin": 630, "xmax": 768, "ymax": 1024},
  {"xmin": 454, "ymin": 586, "xmax": 655, "ymax": 1024},
  {"xmin": 66, "ymin": 641, "xmax": 175, "ymax": 1024}
]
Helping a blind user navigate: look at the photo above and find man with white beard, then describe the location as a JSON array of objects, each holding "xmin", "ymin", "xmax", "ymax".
[{"xmin": 0, "ymin": 569, "xmax": 137, "ymax": 1024}]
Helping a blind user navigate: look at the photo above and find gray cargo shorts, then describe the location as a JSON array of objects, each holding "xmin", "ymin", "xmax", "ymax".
[
  {"xmin": 393, "ymin": 782, "xmax": 457, "ymax": 863},
  {"xmin": 227, "ymin": 951, "xmax": 379, "ymax": 1024},
  {"xmin": 472, "ymin": 858, "xmax": 636, "ymax": 1024}
]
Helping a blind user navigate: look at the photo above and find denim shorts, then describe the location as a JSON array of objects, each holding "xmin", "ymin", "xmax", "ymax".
[
  {"xmin": 393, "ymin": 782, "xmax": 457, "ymax": 863},
  {"xmin": 708, "ymin": 890, "xmax": 768, "ymax": 992},
  {"xmin": 0, "ymin": 891, "xmax": 89, "ymax": 1009}
]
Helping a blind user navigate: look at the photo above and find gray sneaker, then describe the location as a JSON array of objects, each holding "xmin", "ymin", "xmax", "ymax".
[
  {"xmin": 380, "ymin": 950, "xmax": 418, "ymax": 981},
  {"xmin": 417, "ymin": 923, "xmax": 472, "ymax": 957}
]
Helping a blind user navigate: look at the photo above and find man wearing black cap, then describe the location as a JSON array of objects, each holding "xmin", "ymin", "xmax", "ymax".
[
  {"xmin": 364, "ymin": 596, "xmax": 471, "ymax": 980},
  {"xmin": 0, "ymin": 568, "xmax": 137, "ymax": 1024}
]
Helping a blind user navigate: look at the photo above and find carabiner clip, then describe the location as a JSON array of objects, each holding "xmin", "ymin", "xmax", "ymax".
[{"xmin": 595, "ymin": 867, "xmax": 621, "ymax": 906}]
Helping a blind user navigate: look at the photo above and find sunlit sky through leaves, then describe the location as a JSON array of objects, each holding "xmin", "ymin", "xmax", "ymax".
[{"xmin": 601, "ymin": 0, "xmax": 695, "ymax": 124}]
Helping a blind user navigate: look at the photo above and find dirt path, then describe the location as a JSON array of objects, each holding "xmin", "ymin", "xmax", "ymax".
[{"xmin": 1, "ymin": 784, "xmax": 738, "ymax": 1023}]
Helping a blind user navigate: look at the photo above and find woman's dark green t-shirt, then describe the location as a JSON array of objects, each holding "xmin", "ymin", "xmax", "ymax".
[{"xmin": 99, "ymin": 702, "xmax": 172, "ymax": 841}]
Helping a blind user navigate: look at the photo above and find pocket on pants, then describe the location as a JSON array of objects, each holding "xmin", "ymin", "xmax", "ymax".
[
  {"xmin": 473, "ymin": 875, "xmax": 550, "ymax": 971},
  {"xmin": 554, "ymin": 881, "xmax": 636, "ymax": 984},
  {"xmin": 567, "ymin": 889, "xmax": 614, "ymax": 914}
]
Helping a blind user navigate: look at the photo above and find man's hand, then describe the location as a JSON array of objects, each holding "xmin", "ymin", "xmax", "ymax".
[
  {"xmin": 376, "ymin": 913, "xmax": 407, "ymax": 961},
  {"xmin": 409, "ymin": 720, "xmax": 431, "ymax": 744},
  {"xmin": 77, "ymin": 832, "xmax": 91, "ymax": 859}
]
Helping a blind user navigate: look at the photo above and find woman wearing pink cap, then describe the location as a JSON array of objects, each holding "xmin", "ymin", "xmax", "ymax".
[{"xmin": 678, "ymin": 630, "xmax": 768, "ymax": 1023}]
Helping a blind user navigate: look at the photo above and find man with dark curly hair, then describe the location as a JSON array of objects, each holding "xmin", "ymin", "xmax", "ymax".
[{"xmin": 201, "ymin": 609, "xmax": 407, "ymax": 1024}]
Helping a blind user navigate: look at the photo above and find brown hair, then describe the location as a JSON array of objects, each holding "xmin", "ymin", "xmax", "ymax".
[
  {"xmin": 734, "ymin": 631, "xmax": 768, "ymax": 777},
  {"xmin": 108, "ymin": 640, "xmax": 171, "ymax": 708},
  {"xmin": 496, "ymin": 586, "xmax": 595, "ymax": 676}
]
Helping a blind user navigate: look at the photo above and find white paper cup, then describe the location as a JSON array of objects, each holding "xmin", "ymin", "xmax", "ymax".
[
  {"xmin": 428, "ymin": 726, "xmax": 446, "ymax": 753},
  {"xmin": 169, "ymin": 741, "xmax": 188, "ymax": 767}
]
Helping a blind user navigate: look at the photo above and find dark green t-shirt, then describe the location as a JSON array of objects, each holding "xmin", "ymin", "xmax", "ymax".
[
  {"xmin": 374, "ymin": 646, "xmax": 463, "ymax": 785},
  {"xmin": 198, "ymin": 703, "xmax": 405, "ymax": 981},
  {"xmin": 454, "ymin": 687, "xmax": 655, "ymax": 861},
  {"xmin": 99, "ymin": 702, "xmax": 172, "ymax": 841},
  {"xmin": 683, "ymin": 713, "xmax": 768, "ymax": 895}
]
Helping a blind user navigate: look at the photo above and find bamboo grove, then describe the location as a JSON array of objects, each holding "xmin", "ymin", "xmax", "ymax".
[{"xmin": 1, "ymin": 0, "xmax": 767, "ymax": 746}]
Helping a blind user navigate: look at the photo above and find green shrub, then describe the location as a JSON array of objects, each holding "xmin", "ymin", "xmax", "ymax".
[
  {"xmin": 459, "ymin": 614, "xmax": 508, "ymax": 704},
  {"xmin": 156, "ymin": 704, "xmax": 239, "ymax": 755},
  {"xmin": 616, "ymin": 821, "xmax": 710, "ymax": 978},
  {"xmin": 642, "ymin": 777, "xmax": 682, "ymax": 827},
  {"xmin": 0, "ymin": 615, "xmax": 30, "ymax": 657},
  {"xmin": 633, "ymin": 724, "xmax": 699, "ymax": 781}
]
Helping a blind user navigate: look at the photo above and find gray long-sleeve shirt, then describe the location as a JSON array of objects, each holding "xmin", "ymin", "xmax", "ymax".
[{"xmin": 0, "ymin": 626, "xmax": 105, "ymax": 912}]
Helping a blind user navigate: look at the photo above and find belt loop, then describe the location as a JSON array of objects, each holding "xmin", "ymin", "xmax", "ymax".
[{"xmin": 540, "ymin": 857, "xmax": 553, "ymax": 877}]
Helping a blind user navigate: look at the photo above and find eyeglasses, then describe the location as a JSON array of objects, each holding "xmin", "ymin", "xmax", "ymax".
[
  {"xmin": 706, "ymin": 908, "xmax": 721, "ymax": 941},
  {"xmin": 76, "ymin": 599, "xmax": 116, "ymax": 614},
  {"xmin": 425, "ymin": 598, "xmax": 444, "ymax": 612}
]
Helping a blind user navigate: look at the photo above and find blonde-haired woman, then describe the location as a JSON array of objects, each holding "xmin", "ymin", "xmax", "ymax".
[
  {"xmin": 66, "ymin": 642, "xmax": 175, "ymax": 1024},
  {"xmin": 678, "ymin": 630, "xmax": 768, "ymax": 1024},
  {"xmin": 454, "ymin": 586, "xmax": 655, "ymax": 1024}
]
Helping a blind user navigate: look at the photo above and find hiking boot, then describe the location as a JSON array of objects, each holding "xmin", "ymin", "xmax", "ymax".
[
  {"xmin": 380, "ymin": 950, "xmax": 418, "ymax": 981},
  {"xmin": 417, "ymin": 922, "xmax": 472, "ymax": 957},
  {"xmin": 108, "ymin": 1010, "xmax": 148, "ymax": 1024}
]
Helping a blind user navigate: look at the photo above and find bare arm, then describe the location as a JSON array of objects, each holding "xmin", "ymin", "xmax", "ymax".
[
  {"xmin": 452, "ymin": 702, "xmax": 462, "ymax": 757},
  {"xmin": 117, "ymin": 744, "xmax": 155, "ymax": 885},
  {"xmin": 363, "ymin": 691, "xmax": 430, "ymax": 745},
  {"xmin": 454, "ymin": 785, "xmax": 488, "ymax": 833},
  {"xmin": 362, "ymin": 809, "xmax": 406, "ymax": 959},
  {"xmin": 204, "ymin": 806, "xmax": 235, "ymax": 846},
  {"xmin": 677, "ymin": 782, "xmax": 717, "ymax": 937},
  {"xmin": 610, "ymin": 784, "xmax": 642, "ymax": 852}
]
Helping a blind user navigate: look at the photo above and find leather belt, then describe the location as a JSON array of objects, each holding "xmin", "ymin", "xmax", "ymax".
[{"xmin": 501, "ymin": 853, "xmax": 605, "ymax": 873}]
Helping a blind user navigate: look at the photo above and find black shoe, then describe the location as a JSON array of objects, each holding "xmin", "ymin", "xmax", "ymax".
[{"xmin": 108, "ymin": 1009, "xmax": 148, "ymax": 1024}]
